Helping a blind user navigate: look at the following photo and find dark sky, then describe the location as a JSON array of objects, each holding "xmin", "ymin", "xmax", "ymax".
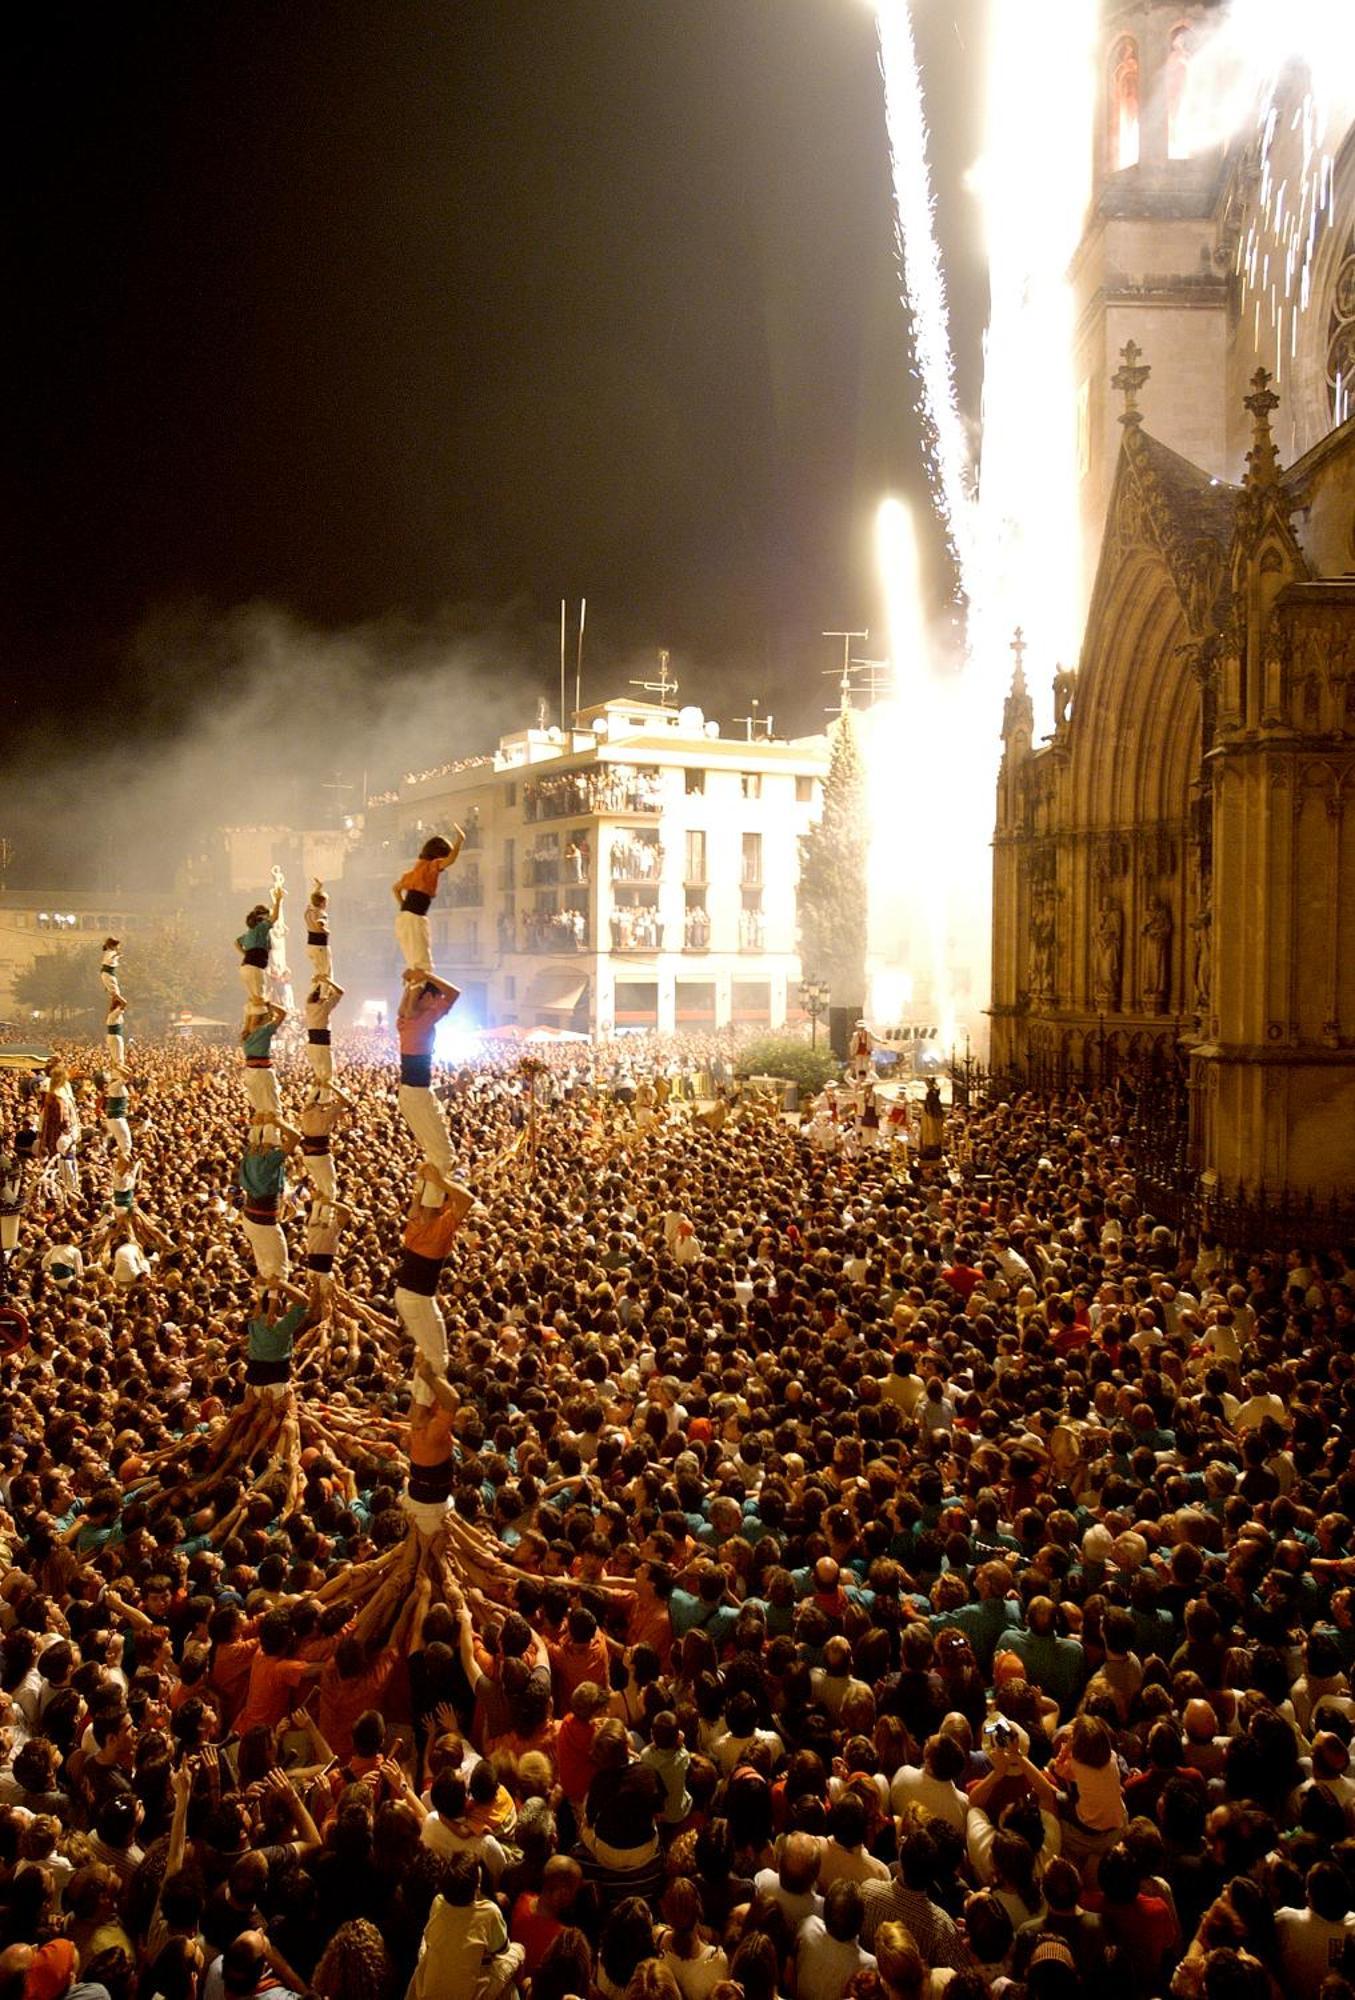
[{"xmin": 11, "ymin": 0, "xmax": 988, "ymax": 769}]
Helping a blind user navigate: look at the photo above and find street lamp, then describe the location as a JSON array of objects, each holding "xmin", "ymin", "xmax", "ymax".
[{"xmin": 801, "ymin": 977, "xmax": 830, "ymax": 1050}]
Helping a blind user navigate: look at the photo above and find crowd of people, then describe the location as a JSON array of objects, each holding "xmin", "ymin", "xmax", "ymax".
[{"xmin": 0, "ymin": 920, "xmax": 1352, "ymax": 2000}]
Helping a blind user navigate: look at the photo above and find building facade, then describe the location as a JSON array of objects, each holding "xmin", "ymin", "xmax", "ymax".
[
  {"xmin": 345, "ymin": 700, "xmax": 828, "ymax": 1036},
  {"xmin": 992, "ymin": 5, "xmax": 1355, "ymax": 1210},
  {"xmin": 0, "ymin": 890, "xmax": 175, "ymax": 1018}
]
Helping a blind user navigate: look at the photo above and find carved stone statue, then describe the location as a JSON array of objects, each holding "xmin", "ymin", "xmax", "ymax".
[
  {"xmin": 1191, "ymin": 898, "xmax": 1212, "ymax": 1022},
  {"xmin": 1092, "ymin": 902, "xmax": 1122, "ymax": 1011},
  {"xmin": 1029, "ymin": 913, "xmax": 1056, "ymax": 1006},
  {"xmin": 1141, "ymin": 897, "xmax": 1173, "ymax": 1011},
  {"xmin": 1052, "ymin": 668, "xmax": 1076, "ymax": 733}
]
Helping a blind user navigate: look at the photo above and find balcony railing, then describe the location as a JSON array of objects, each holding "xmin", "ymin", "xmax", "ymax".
[
  {"xmin": 740, "ymin": 866, "xmax": 763, "ymax": 888},
  {"xmin": 443, "ymin": 873, "xmax": 482, "ymax": 908},
  {"xmin": 610, "ymin": 840, "xmax": 663, "ymax": 882},
  {"xmin": 524, "ymin": 771, "xmax": 662, "ymax": 821},
  {"xmin": 521, "ymin": 914, "xmax": 590, "ymax": 952},
  {"xmin": 683, "ymin": 919, "xmax": 711, "ymax": 952},
  {"xmin": 611, "ymin": 916, "xmax": 664, "ymax": 952},
  {"xmin": 525, "ymin": 858, "xmax": 561, "ymax": 886},
  {"xmin": 738, "ymin": 921, "xmax": 766, "ymax": 951}
]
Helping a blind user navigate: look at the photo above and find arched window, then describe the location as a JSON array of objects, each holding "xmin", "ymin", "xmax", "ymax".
[
  {"xmin": 1110, "ymin": 36, "xmax": 1140, "ymax": 171},
  {"xmin": 1166, "ymin": 23, "xmax": 1194, "ymax": 159}
]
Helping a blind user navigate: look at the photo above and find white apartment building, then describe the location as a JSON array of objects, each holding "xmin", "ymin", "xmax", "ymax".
[{"xmin": 349, "ymin": 698, "xmax": 829, "ymax": 1035}]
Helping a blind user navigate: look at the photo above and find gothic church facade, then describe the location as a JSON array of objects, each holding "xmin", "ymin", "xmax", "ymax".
[{"xmin": 991, "ymin": 0, "xmax": 1355, "ymax": 1210}]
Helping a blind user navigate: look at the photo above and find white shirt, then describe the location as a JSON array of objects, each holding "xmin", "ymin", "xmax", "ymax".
[
  {"xmin": 1274, "ymin": 1905, "xmax": 1355, "ymax": 1987},
  {"xmin": 113, "ymin": 1242, "xmax": 150, "ymax": 1289},
  {"xmin": 42, "ymin": 1244, "xmax": 83, "ymax": 1285},
  {"xmin": 794, "ymin": 1916, "xmax": 876, "ymax": 2000}
]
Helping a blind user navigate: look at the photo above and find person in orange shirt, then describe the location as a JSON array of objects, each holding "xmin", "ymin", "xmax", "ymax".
[
  {"xmin": 235, "ymin": 1607, "xmax": 326, "ymax": 1737},
  {"xmin": 392, "ymin": 831, "xmax": 463, "ymax": 975},
  {"xmin": 208, "ymin": 1604, "xmax": 261, "ymax": 1731},
  {"xmin": 547, "ymin": 1606, "xmax": 613, "ymax": 1712}
]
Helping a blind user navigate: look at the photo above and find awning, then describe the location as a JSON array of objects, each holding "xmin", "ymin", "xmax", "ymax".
[
  {"xmin": 0, "ymin": 1046, "xmax": 51, "ymax": 1072},
  {"xmin": 524, "ymin": 972, "xmax": 588, "ymax": 1013}
]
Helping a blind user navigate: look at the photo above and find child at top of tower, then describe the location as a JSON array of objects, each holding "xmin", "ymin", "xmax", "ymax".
[
  {"xmin": 237, "ymin": 879, "xmax": 284, "ymax": 1004},
  {"xmin": 99, "ymin": 937, "xmax": 124, "ymax": 1007},
  {"xmin": 304, "ymin": 879, "xmax": 332, "ymax": 979},
  {"xmin": 392, "ymin": 829, "xmax": 464, "ymax": 975}
]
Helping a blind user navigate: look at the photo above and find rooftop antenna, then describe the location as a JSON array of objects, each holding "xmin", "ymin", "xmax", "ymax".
[
  {"xmin": 822, "ymin": 629, "xmax": 868, "ymax": 718},
  {"xmin": 629, "ymin": 648, "xmax": 679, "ymax": 709},
  {"xmin": 732, "ymin": 698, "xmax": 774, "ymax": 742},
  {"xmin": 849, "ymin": 656, "xmax": 894, "ymax": 706}
]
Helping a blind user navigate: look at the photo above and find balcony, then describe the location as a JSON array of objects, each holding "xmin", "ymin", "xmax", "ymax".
[
  {"xmin": 740, "ymin": 867, "xmax": 763, "ymax": 889},
  {"xmin": 524, "ymin": 771, "xmax": 662, "ymax": 822},
  {"xmin": 522, "ymin": 913, "xmax": 590, "ymax": 952},
  {"xmin": 610, "ymin": 838, "xmax": 663, "ymax": 884},
  {"xmin": 738, "ymin": 920, "xmax": 766, "ymax": 952},
  {"xmin": 611, "ymin": 915, "xmax": 664, "ymax": 953},
  {"xmin": 524, "ymin": 858, "xmax": 561, "ymax": 887},
  {"xmin": 683, "ymin": 917, "xmax": 711, "ymax": 952},
  {"xmin": 443, "ymin": 872, "xmax": 482, "ymax": 908}
]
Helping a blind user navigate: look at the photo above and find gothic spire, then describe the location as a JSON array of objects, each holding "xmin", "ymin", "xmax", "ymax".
[
  {"xmin": 1243, "ymin": 367, "xmax": 1282, "ymax": 488},
  {"xmin": 1112, "ymin": 339, "xmax": 1151, "ymax": 427}
]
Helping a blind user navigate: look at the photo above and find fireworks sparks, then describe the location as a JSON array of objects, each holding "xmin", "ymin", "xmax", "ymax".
[{"xmin": 874, "ymin": 0, "xmax": 974, "ymax": 589}]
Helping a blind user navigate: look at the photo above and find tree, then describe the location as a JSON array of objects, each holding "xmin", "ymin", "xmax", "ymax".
[
  {"xmin": 797, "ymin": 707, "xmax": 868, "ymax": 1011},
  {"xmin": 12, "ymin": 944, "xmax": 102, "ymax": 1025},
  {"xmin": 119, "ymin": 918, "xmax": 233, "ymax": 1029},
  {"xmin": 734, "ymin": 1036, "xmax": 838, "ymax": 1095}
]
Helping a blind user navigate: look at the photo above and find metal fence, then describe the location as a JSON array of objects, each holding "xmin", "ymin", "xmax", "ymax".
[{"xmin": 942, "ymin": 1049, "xmax": 1355, "ymax": 1254}]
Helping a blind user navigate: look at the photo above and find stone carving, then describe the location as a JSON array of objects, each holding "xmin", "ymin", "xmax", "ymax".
[
  {"xmin": 1141, "ymin": 898, "xmax": 1173, "ymax": 1012},
  {"xmin": 1092, "ymin": 902, "xmax": 1122, "ymax": 1012},
  {"xmin": 1191, "ymin": 897, "xmax": 1212, "ymax": 1024},
  {"xmin": 1052, "ymin": 668, "xmax": 1076, "ymax": 733}
]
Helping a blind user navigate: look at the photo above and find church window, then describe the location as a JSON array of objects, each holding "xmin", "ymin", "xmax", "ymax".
[
  {"xmin": 1327, "ymin": 228, "xmax": 1355, "ymax": 427},
  {"xmin": 1166, "ymin": 24, "xmax": 1194, "ymax": 159},
  {"xmin": 1110, "ymin": 36, "xmax": 1140, "ymax": 171}
]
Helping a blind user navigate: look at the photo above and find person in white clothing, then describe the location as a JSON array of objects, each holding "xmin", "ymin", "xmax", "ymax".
[
  {"xmin": 303, "ymin": 881, "xmax": 332, "ymax": 979},
  {"xmin": 795, "ymin": 1881, "xmax": 876, "ymax": 2000},
  {"xmin": 1274, "ymin": 1862, "xmax": 1355, "ymax": 1988},
  {"xmin": 303, "ymin": 978, "xmax": 343, "ymax": 1082}
]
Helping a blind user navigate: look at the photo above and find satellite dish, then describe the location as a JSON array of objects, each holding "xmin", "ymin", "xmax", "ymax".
[
  {"xmin": 678, "ymin": 705, "xmax": 702, "ymax": 733},
  {"xmin": 704, "ymin": 719, "xmax": 720, "ymax": 739}
]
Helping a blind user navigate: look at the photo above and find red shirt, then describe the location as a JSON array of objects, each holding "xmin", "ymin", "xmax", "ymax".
[
  {"xmin": 942, "ymin": 1263, "xmax": 984, "ymax": 1302},
  {"xmin": 556, "ymin": 1713, "xmax": 600, "ymax": 1805},
  {"xmin": 236, "ymin": 1653, "xmax": 310, "ymax": 1737},
  {"xmin": 511, "ymin": 1893, "xmax": 565, "ymax": 1976}
]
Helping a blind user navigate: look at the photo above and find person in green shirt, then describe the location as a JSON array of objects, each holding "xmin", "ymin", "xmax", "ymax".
[{"xmin": 247, "ymin": 1277, "xmax": 324, "ymax": 1399}]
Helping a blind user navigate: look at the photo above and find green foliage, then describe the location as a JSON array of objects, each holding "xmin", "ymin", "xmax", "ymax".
[
  {"xmin": 119, "ymin": 918, "xmax": 234, "ymax": 1029},
  {"xmin": 797, "ymin": 708, "xmax": 868, "ymax": 1005},
  {"xmin": 734, "ymin": 1035, "xmax": 838, "ymax": 1094},
  {"xmin": 12, "ymin": 945, "xmax": 102, "ymax": 1024}
]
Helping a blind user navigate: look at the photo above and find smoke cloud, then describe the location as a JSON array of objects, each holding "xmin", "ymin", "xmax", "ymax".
[{"xmin": 0, "ymin": 599, "xmax": 556, "ymax": 892}]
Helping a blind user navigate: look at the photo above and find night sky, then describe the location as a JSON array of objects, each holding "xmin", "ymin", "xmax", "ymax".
[{"xmin": 12, "ymin": 1, "xmax": 988, "ymax": 769}]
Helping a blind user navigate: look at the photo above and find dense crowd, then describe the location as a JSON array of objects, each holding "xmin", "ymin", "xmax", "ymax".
[{"xmin": 0, "ymin": 1023, "xmax": 1353, "ymax": 2000}]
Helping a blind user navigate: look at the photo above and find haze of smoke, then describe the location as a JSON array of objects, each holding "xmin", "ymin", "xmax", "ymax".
[{"xmin": 0, "ymin": 600, "xmax": 551, "ymax": 893}]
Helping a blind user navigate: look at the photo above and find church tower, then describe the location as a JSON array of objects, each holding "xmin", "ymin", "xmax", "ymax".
[{"xmin": 1072, "ymin": 2, "xmax": 1233, "ymax": 627}]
